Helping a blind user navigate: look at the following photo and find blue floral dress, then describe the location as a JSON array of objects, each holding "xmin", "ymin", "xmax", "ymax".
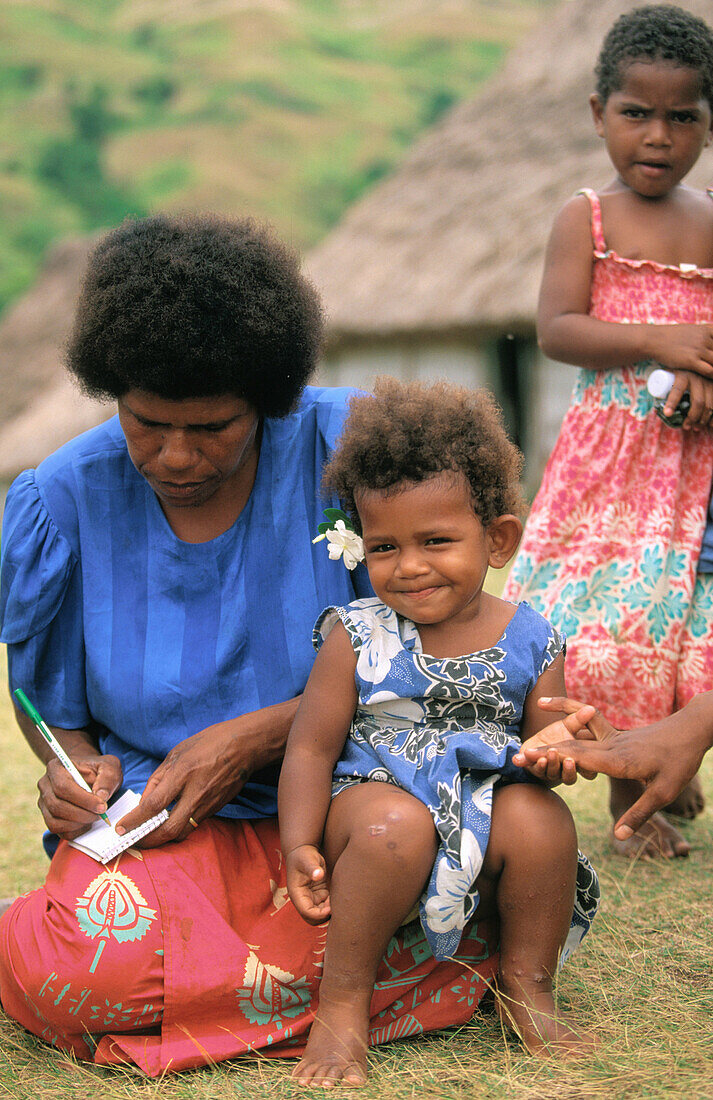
[{"xmin": 315, "ymin": 597, "xmax": 600, "ymax": 963}]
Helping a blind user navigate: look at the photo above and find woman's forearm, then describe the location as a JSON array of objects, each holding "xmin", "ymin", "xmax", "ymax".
[
  {"xmin": 230, "ymin": 694, "xmax": 301, "ymax": 772},
  {"xmin": 12, "ymin": 699, "xmax": 99, "ymax": 767},
  {"xmin": 679, "ymin": 691, "xmax": 713, "ymax": 755}
]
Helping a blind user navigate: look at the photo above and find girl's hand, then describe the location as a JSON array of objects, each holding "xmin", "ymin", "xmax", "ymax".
[
  {"xmin": 285, "ymin": 844, "xmax": 331, "ymax": 924},
  {"xmin": 38, "ymin": 751, "xmax": 123, "ymax": 840},
  {"xmin": 514, "ymin": 704, "xmax": 598, "ymax": 785},
  {"xmin": 660, "ymin": 369, "xmax": 713, "ymax": 430},
  {"xmin": 648, "ymin": 323, "xmax": 713, "ymax": 380}
]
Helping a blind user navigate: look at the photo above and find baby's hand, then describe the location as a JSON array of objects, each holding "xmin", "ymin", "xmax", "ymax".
[
  {"xmin": 285, "ymin": 844, "xmax": 331, "ymax": 925},
  {"xmin": 649, "ymin": 323, "xmax": 713, "ymax": 381},
  {"xmin": 514, "ymin": 704, "xmax": 598, "ymax": 785}
]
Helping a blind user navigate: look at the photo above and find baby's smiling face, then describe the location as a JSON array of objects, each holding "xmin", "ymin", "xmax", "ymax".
[{"xmin": 356, "ymin": 472, "xmax": 494, "ymax": 629}]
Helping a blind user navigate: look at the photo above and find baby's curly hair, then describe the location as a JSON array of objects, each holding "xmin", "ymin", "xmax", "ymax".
[
  {"xmin": 323, "ymin": 377, "xmax": 524, "ymax": 530},
  {"xmin": 595, "ymin": 4, "xmax": 713, "ymax": 106},
  {"xmin": 66, "ymin": 213, "xmax": 323, "ymax": 417}
]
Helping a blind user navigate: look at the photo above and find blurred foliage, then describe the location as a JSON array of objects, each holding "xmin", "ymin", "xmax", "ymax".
[{"xmin": 0, "ymin": 0, "xmax": 560, "ymax": 316}]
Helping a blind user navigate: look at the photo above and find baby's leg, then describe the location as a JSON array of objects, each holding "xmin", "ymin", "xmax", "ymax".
[
  {"xmin": 476, "ymin": 783, "xmax": 595, "ymax": 1057},
  {"xmin": 293, "ymin": 783, "xmax": 437, "ymax": 1088}
]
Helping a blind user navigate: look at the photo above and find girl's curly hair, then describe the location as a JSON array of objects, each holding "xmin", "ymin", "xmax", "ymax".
[
  {"xmin": 66, "ymin": 213, "xmax": 323, "ymax": 417},
  {"xmin": 595, "ymin": 4, "xmax": 713, "ymax": 106},
  {"xmin": 323, "ymin": 377, "xmax": 524, "ymax": 530}
]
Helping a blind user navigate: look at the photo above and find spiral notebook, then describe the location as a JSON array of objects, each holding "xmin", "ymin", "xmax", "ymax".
[{"xmin": 69, "ymin": 789, "xmax": 169, "ymax": 863}]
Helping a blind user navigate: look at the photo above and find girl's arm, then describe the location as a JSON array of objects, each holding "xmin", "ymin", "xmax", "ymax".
[
  {"xmin": 278, "ymin": 620, "xmax": 359, "ymax": 923},
  {"xmin": 538, "ymin": 195, "xmax": 713, "ymax": 379},
  {"xmin": 518, "ymin": 652, "xmax": 596, "ymax": 786}
]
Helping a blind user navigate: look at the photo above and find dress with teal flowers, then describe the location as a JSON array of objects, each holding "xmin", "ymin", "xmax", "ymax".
[{"xmin": 315, "ymin": 597, "xmax": 600, "ymax": 963}]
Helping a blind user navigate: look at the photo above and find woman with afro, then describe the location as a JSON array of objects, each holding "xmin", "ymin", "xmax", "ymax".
[{"xmin": 0, "ymin": 215, "xmax": 505, "ymax": 1075}]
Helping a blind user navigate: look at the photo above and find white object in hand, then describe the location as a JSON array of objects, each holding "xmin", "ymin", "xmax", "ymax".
[{"xmin": 647, "ymin": 368, "xmax": 676, "ymax": 399}]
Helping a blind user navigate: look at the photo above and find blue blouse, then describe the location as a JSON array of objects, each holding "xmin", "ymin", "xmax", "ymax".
[{"xmin": 0, "ymin": 386, "xmax": 371, "ymax": 821}]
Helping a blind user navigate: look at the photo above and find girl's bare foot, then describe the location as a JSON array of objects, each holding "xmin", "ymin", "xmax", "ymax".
[
  {"xmin": 495, "ymin": 980, "xmax": 596, "ymax": 1058},
  {"xmin": 663, "ymin": 775, "xmax": 705, "ymax": 820},
  {"xmin": 293, "ymin": 991, "xmax": 370, "ymax": 1088},
  {"xmin": 611, "ymin": 813, "xmax": 690, "ymax": 859},
  {"xmin": 610, "ymin": 778, "xmax": 689, "ymax": 859}
]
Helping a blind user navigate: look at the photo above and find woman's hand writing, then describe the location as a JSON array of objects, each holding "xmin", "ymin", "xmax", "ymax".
[{"xmin": 38, "ymin": 749, "xmax": 123, "ymax": 840}]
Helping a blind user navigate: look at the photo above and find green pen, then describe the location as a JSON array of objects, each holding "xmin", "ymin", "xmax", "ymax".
[{"xmin": 13, "ymin": 688, "xmax": 114, "ymax": 829}]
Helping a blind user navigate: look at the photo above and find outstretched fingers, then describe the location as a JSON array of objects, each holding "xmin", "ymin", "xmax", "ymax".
[{"xmin": 537, "ymin": 696, "xmax": 614, "ymax": 739}]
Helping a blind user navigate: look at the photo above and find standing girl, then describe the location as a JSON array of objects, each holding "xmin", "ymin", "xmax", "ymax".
[
  {"xmin": 504, "ymin": 4, "xmax": 713, "ymax": 859},
  {"xmin": 279, "ymin": 379, "xmax": 599, "ymax": 1087}
]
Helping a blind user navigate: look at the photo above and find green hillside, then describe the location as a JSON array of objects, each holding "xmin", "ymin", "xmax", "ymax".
[{"xmin": 0, "ymin": 0, "xmax": 557, "ymax": 316}]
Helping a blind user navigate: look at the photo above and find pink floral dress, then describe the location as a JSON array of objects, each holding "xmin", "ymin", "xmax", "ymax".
[{"xmin": 504, "ymin": 188, "xmax": 713, "ymax": 728}]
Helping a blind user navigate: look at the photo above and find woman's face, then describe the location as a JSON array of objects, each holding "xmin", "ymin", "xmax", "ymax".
[{"xmin": 118, "ymin": 390, "xmax": 260, "ymax": 511}]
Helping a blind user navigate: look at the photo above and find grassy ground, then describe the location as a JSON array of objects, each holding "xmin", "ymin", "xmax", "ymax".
[{"xmin": 1, "ymin": 650, "xmax": 712, "ymax": 1100}]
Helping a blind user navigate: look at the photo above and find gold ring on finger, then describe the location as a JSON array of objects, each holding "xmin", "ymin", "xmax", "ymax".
[{"xmin": 188, "ymin": 816, "xmax": 199, "ymax": 829}]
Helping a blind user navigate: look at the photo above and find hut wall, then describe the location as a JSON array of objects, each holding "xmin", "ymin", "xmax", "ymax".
[
  {"xmin": 316, "ymin": 340, "xmax": 496, "ymax": 394},
  {"xmin": 316, "ymin": 335, "xmax": 574, "ymax": 497},
  {"xmin": 519, "ymin": 344, "xmax": 575, "ymax": 496}
]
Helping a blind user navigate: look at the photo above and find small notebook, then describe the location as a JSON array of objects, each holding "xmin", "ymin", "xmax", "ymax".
[{"xmin": 69, "ymin": 789, "xmax": 169, "ymax": 864}]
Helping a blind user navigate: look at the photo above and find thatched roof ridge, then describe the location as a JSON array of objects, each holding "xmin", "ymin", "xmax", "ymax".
[
  {"xmin": 0, "ymin": 235, "xmax": 110, "ymax": 480},
  {"xmin": 306, "ymin": 0, "xmax": 713, "ymax": 343}
]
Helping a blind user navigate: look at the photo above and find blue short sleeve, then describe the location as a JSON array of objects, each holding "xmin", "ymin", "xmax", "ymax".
[
  {"xmin": 0, "ymin": 471, "xmax": 77, "ymax": 643},
  {"xmin": 312, "ymin": 605, "xmax": 364, "ymax": 654},
  {"xmin": 0, "ymin": 470, "xmax": 89, "ymax": 728}
]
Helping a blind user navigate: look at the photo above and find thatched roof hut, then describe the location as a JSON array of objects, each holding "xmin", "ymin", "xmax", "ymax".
[
  {"xmin": 1, "ymin": 0, "xmax": 711, "ymax": 483},
  {"xmin": 307, "ymin": 0, "xmax": 713, "ymax": 346},
  {"xmin": 0, "ymin": 236, "xmax": 107, "ymax": 482},
  {"xmin": 304, "ymin": 0, "xmax": 713, "ymax": 484}
]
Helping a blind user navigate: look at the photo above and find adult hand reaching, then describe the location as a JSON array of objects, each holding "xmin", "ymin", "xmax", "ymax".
[
  {"xmin": 116, "ymin": 697, "xmax": 299, "ymax": 846},
  {"xmin": 514, "ymin": 704, "xmax": 599, "ymax": 785},
  {"xmin": 516, "ymin": 695, "xmax": 713, "ymax": 840}
]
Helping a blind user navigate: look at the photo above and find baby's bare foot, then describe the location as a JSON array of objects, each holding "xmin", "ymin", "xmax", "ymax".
[
  {"xmin": 611, "ymin": 813, "xmax": 690, "ymax": 860},
  {"xmin": 663, "ymin": 776, "xmax": 705, "ymax": 820},
  {"xmin": 495, "ymin": 981, "xmax": 596, "ymax": 1058},
  {"xmin": 293, "ymin": 991, "xmax": 369, "ymax": 1088}
]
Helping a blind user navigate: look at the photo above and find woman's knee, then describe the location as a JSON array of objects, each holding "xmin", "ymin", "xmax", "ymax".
[
  {"xmin": 1, "ymin": 888, "xmax": 164, "ymax": 1036},
  {"xmin": 1, "ymin": 848, "xmax": 165, "ymax": 1034}
]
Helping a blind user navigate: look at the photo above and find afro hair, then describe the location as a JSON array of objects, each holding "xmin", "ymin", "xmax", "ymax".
[
  {"xmin": 323, "ymin": 377, "xmax": 524, "ymax": 531},
  {"xmin": 66, "ymin": 213, "xmax": 323, "ymax": 417},
  {"xmin": 595, "ymin": 4, "xmax": 713, "ymax": 106}
]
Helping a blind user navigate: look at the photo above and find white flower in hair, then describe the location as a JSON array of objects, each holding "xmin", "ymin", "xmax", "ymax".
[
  {"xmin": 324, "ymin": 520, "xmax": 365, "ymax": 570},
  {"xmin": 313, "ymin": 510, "xmax": 365, "ymax": 571}
]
